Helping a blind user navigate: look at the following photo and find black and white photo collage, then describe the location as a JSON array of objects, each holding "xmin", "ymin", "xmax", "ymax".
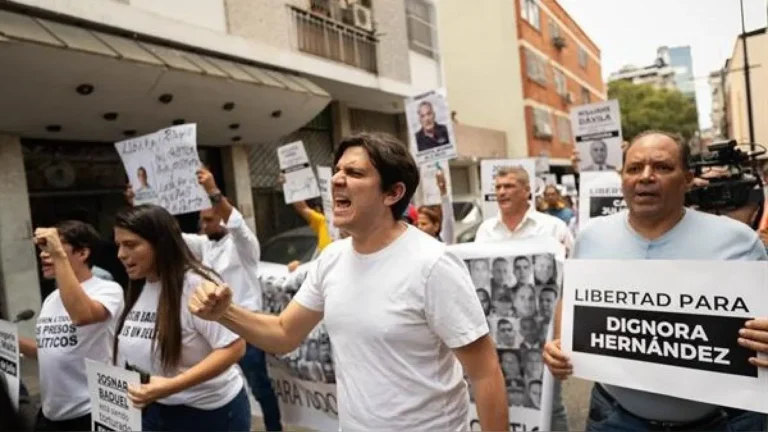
[
  {"xmin": 465, "ymin": 254, "xmax": 561, "ymax": 409},
  {"xmin": 258, "ymin": 268, "xmax": 336, "ymax": 385}
]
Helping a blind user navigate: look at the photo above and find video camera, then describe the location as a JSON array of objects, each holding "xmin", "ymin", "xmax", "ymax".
[{"xmin": 685, "ymin": 140, "xmax": 766, "ymax": 212}]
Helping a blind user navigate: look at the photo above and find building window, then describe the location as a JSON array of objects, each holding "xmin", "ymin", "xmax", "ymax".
[
  {"xmin": 406, "ymin": 0, "xmax": 437, "ymax": 58},
  {"xmin": 557, "ymin": 116, "xmax": 571, "ymax": 143},
  {"xmin": 549, "ymin": 20, "xmax": 561, "ymax": 39},
  {"xmin": 578, "ymin": 46, "xmax": 588, "ymax": 69},
  {"xmin": 525, "ymin": 48, "xmax": 547, "ymax": 86},
  {"xmin": 533, "ymin": 108, "xmax": 553, "ymax": 139},
  {"xmin": 520, "ymin": 0, "xmax": 541, "ymax": 31},
  {"xmin": 553, "ymin": 68, "xmax": 567, "ymax": 96},
  {"xmin": 581, "ymin": 86, "xmax": 591, "ymax": 104}
]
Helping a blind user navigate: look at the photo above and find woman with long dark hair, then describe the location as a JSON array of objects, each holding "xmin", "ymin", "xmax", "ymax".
[{"xmin": 112, "ymin": 204, "xmax": 249, "ymax": 431}]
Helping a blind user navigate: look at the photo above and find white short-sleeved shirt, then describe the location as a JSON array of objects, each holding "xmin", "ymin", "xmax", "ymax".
[
  {"xmin": 475, "ymin": 206, "xmax": 574, "ymax": 253},
  {"xmin": 115, "ymin": 271, "xmax": 244, "ymax": 409},
  {"xmin": 36, "ymin": 277, "xmax": 124, "ymax": 421},
  {"xmin": 294, "ymin": 225, "xmax": 489, "ymax": 431}
]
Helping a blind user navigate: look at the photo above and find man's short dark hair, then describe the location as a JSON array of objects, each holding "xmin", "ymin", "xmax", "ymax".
[
  {"xmin": 623, "ymin": 130, "xmax": 691, "ymax": 171},
  {"xmin": 54, "ymin": 220, "xmax": 102, "ymax": 267},
  {"xmin": 492, "ymin": 257, "xmax": 508, "ymax": 267},
  {"xmin": 334, "ymin": 132, "xmax": 419, "ymax": 220},
  {"xmin": 540, "ymin": 286, "xmax": 558, "ymax": 298},
  {"xmin": 513, "ymin": 256, "xmax": 530, "ymax": 266}
]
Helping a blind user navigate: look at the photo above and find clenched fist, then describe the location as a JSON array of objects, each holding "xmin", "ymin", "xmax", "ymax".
[
  {"xmin": 34, "ymin": 228, "xmax": 67, "ymax": 259},
  {"xmin": 196, "ymin": 167, "xmax": 218, "ymax": 195},
  {"xmin": 188, "ymin": 280, "xmax": 233, "ymax": 321}
]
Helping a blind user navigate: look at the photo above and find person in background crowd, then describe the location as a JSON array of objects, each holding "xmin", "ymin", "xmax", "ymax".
[
  {"xmin": 18, "ymin": 221, "xmax": 124, "ymax": 432},
  {"xmin": 189, "ymin": 132, "xmax": 509, "ymax": 431},
  {"xmin": 129, "ymin": 168, "xmax": 282, "ymax": 431},
  {"xmin": 416, "ymin": 170, "xmax": 456, "ymax": 243},
  {"xmin": 473, "ymin": 164, "xmax": 571, "ymax": 430},
  {"xmin": 544, "ymin": 130, "xmax": 768, "ymax": 432},
  {"xmin": 540, "ymin": 185, "xmax": 575, "ymax": 224},
  {"xmin": 278, "ymin": 174, "xmax": 333, "ymax": 253},
  {"xmin": 112, "ymin": 205, "xmax": 249, "ymax": 432}
]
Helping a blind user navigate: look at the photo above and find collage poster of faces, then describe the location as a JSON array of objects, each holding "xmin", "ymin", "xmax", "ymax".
[
  {"xmin": 259, "ymin": 267, "xmax": 335, "ymax": 385},
  {"xmin": 465, "ymin": 251, "xmax": 562, "ymax": 414}
]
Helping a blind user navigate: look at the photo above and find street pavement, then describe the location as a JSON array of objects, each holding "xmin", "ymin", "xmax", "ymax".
[{"xmin": 21, "ymin": 357, "xmax": 592, "ymax": 431}]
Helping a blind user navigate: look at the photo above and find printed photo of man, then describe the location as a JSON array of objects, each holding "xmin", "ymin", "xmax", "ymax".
[
  {"xmin": 414, "ymin": 101, "xmax": 451, "ymax": 152},
  {"xmin": 513, "ymin": 285, "xmax": 537, "ymax": 318},
  {"xmin": 491, "ymin": 257, "xmax": 512, "ymax": 302},
  {"xmin": 476, "ymin": 288, "xmax": 492, "ymax": 317},
  {"xmin": 495, "ymin": 318, "xmax": 517, "ymax": 348},
  {"xmin": 533, "ymin": 254, "xmax": 557, "ymax": 286},
  {"xmin": 537, "ymin": 285, "xmax": 558, "ymax": 325},
  {"xmin": 499, "ymin": 349, "xmax": 522, "ymax": 383},
  {"xmin": 518, "ymin": 316, "xmax": 541, "ymax": 350},
  {"xmin": 583, "ymin": 139, "xmax": 616, "ymax": 171},
  {"xmin": 509, "ymin": 256, "xmax": 534, "ymax": 300},
  {"xmin": 524, "ymin": 380, "xmax": 543, "ymax": 410},
  {"xmin": 493, "ymin": 291, "xmax": 514, "ymax": 317},
  {"xmin": 506, "ymin": 378, "xmax": 526, "ymax": 407},
  {"xmin": 466, "ymin": 258, "xmax": 491, "ymax": 291},
  {"xmin": 522, "ymin": 349, "xmax": 544, "ymax": 383},
  {"xmin": 298, "ymin": 339, "xmax": 324, "ymax": 382}
]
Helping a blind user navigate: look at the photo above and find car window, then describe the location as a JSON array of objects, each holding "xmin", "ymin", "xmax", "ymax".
[
  {"xmin": 457, "ymin": 221, "xmax": 481, "ymax": 243},
  {"xmin": 261, "ymin": 235, "xmax": 318, "ymax": 265},
  {"xmin": 453, "ymin": 202, "xmax": 475, "ymax": 221}
]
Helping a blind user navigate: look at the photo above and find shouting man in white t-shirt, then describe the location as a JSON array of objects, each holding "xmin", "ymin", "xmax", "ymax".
[
  {"xmin": 189, "ymin": 132, "xmax": 509, "ymax": 431},
  {"xmin": 19, "ymin": 221, "xmax": 124, "ymax": 431}
]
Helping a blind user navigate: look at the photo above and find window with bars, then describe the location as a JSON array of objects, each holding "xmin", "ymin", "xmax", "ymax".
[
  {"xmin": 520, "ymin": 0, "xmax": 541, "ymax": 31},
  {"xmin": 557, "ymin": 116, "xmax": 571, "ymax": 143},
  {"xmin": 553, "ymin": 68, "xmax": 567, "ymax": 96},
  {"xmin": 578, "ymin": 46, "xmax": 588, "ymax": 69},
  {"xmin": 406, "ymin": 0, "xmax": 437, "ymax": 58},
  {"xmin": 525, "ymin": 48, "xmax": 547, "ymax": 86},
  {"xmin": 533, "ymin": 108, "xmax": 553, "ymax": 139}
]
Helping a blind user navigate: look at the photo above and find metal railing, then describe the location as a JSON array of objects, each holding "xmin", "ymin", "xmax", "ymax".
[{"xmin": 291, "ymin": 7, "xmax": 378, "ymax": 74}]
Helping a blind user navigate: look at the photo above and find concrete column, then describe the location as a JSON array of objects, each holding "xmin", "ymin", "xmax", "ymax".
[
  {"xmin": 222, "ymin": 144, "xmax": 257, "ymax": 234},
  {"xmin": 330, "ymin": 101, "xmax": 351, "ymax": 146},
  {"xmin": 0, "ymin": 135, "xmax": 40, "ymax": 338}
]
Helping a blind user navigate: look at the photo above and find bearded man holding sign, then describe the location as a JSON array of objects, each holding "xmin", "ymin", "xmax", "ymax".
[
  {"xmin": 189, "ymin": 133, "xmax": 509, "ymax": 431},
  {"xmin": 545, "ymin": 131, "xmax": 768, "ymax": 431}
]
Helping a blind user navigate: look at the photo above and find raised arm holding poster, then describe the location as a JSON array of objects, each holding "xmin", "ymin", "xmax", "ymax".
[
  {"xmin": 571, "ymin": 100, "xmax": 623, "ymax": 172},
  {"xmin": 115, "ymin": 124, "xmax": 210, "ymax": 215},
  {"xmin": 85, "ymin": 359, "xmax": 142, "ymax": 431},
  {"xmin": 0, "ymin": 319, "xmax": 20, "ymax": 411},
  {"xmin": 420, "ymin": 160, "xmax": 452, "ymax": 206},
  {"xmin": 480, "ymin": 159, "xmax": 536, "ymax": 219},
  {"xmin": 449, "ymin": 237, "xmax": 565, "ymax": 432},
  {"xmin": 561, "ymin": 259, "xmax": 768, "ymax": 413},
  {"xmin": 405, "ymin": 89, "xmax": 457, "ymax": 165},
  {"xmin": 578, "ymin": 171, "xmax": 626, "ymax": 229},
  {"xmin": 277, "ymin": 141, "xmax": 320, "ymax": 204},
  {"xmin": 316, "ymin": 166, "xmax": 339, "ymax": 241}
]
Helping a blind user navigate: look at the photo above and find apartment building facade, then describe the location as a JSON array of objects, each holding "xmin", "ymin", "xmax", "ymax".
[
  {"xmin": 726, "ymin": 29, "xmax": 768, "ymax": 147},
  {"xmin": 0, "ymin": 0, "xmax": 444, "ymax": 329}
]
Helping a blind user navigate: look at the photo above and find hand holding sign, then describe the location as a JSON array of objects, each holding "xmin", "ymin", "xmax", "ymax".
[
  {"xmin": 739, "ymin": 318, "xmax": 768, "ymax": 368},
  {"xmin": 196, "ymin": 167, "xmax": 218, "ymax": 195},
  {"xmin": 127, "ymin": 375, "xmax": 175, "ymax": 409},
  {"xmin": 436, "ymin": 170, "xmax": 447, "ymax": 197},
  {"xmin": 188, "ymin": 281, "xmax": 233, "ymax": 321},
  {"xmin": 34, "ymin": 228, "xmax": 67, "ymax": 260},
  {"xmin": 543, "ymin": 339, "xmax": 573, "ymax": 380}
]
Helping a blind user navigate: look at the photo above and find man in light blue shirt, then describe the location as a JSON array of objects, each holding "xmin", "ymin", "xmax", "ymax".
[{"xmin": 544, "ymin": 131, "xmax": 768, "ymax": 431}]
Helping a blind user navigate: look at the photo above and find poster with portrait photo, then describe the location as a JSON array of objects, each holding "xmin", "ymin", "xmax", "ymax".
[
  {"xmin": 420, "ymin": 159, "xmax": 453, "ymax": 206},
  {"xmin": 571, "ymin": 99, "xmax": 623, "ymax": 172},
  {"xmin": 561, "ymin": 260, "xmax": 768, "ymax": 413},
  {"xmin": 480, "ymin": 158, "xmax": 537, "ymax": 220},
  {"xmin": 256, "ymin": 263, "xmax": 339, "ymax": 431},
  {"xmin": 578, "ymin": 171, "xmax": 626, "ymax": 231},
  {"xmin": 405, "ymin": 89, "xmax": 458, "ymax": 165},
  {"xmin": 451, "ymin": 237, "xmax": 565, "ymax": 432}
]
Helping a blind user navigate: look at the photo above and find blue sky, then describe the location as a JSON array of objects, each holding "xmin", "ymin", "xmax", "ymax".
[{"xmin": 558, "ymin": 0, "xmax": 767, "ymax": 130}]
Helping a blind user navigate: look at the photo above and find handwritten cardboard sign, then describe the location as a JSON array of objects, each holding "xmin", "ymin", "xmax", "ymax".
[{"xmin": 277, "ymin": 141, "xmax": 320, "ymax": 204}]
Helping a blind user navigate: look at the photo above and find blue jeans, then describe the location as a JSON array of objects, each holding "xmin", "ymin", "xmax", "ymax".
[
  {"xmin": 550, "ymin": 379, "xmax": 569, "ymax": 431},
  {"xmin": 143, "ymin": 387, "xmax": 251, "ymax": 431},
  {"xmin": 239, "ymin": 343, "xmax": 283, "ymax": 431},
  {"xmin": 586, "ymin": 384, "xmax": 767, "ymax": 432}
]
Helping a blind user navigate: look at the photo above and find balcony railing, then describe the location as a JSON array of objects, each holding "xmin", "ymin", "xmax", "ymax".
[{"xmin": 291, "ymin": 7, "xmax": 378, "ymax": 74}]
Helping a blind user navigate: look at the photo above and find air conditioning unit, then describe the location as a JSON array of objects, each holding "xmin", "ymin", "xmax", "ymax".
[
  {"xmin": 552, "ymin": 36, "xmax": 566, "ymax": 50},
  {"xmin": 534, "ymin": 122, "xmax": 554, "ymax": 139},
  {"xmin": 352, "ymin": 4, "xmax": 373, "ymax": 31}
]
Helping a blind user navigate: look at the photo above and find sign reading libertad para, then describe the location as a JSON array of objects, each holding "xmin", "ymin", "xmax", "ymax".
[{"xmin": 561, "ymin": 260, "xmax": 768, "ymax": 413}]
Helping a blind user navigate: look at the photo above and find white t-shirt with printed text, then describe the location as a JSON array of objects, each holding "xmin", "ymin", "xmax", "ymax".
[
  {"xmin": 294, "ymin": 225, "xmax": 489, "ymax": 431},
  {"xmin": 36, "ymin": 277, "xmax": 124, "ymax": 421},
  {"xmin": 115, "ymin": 271, "xmax": 244, "ymax": 409}
]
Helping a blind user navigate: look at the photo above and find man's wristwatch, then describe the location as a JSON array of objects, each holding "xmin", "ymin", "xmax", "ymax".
[{"xmin": 209, "ymin": 190, "xmax": 224, "ymax": 203}]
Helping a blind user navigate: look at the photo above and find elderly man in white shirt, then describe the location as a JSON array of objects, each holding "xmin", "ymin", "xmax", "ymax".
[{"xmin": 474, "ymin": 165, "xmax": 571, "ymax": 431}]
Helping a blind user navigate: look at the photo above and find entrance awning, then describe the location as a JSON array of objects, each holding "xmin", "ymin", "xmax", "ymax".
[{"xmin": 0, "ymin": 10, "xmax": 331, "ymax": 145}]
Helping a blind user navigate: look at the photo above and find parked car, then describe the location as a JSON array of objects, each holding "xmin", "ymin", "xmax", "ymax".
[
  {"xmin": 260, "ymin": 226, "xmax": 319, "ymax": 266},
  {"xmin": 451, "ymin": 196, "xmax": 483, "ymax": 242},
  {"xmin": 456, "ymin": 220, "xmax": 482, "ymax": 243}
]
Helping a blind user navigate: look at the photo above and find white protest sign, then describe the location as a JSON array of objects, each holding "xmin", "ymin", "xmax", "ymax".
[
  {"xmin": 535, "ymin": 174, "xmax": 557, "ymax": 197},
  {"xmin": 405, "ymin": 89, "xmax": 458, "ymax": 165},
  {"xmin": 278, "ymin": 141, "xmax": 320, "ymax": 204},
  {"xmin": 571, "ymin": 100, "xmax": 623, "ymax": 172},
  {"xmin": 115, "ymin": 124, "xmax": 210, "ymax": 215},
  {"xmin": 578, "ymin": 171, "xmax": 625, "ymax": 229},
  {"xmin": 0, "ymin": 320, "xmax": 20, "ymax": 411},
  {"xmin": 257, "ymin": 264, "xmax": 338, "ymax": 431},
  {"xmin": 560, "ymin": 174, "xmax": 577, "ymax": 197},
  {"xmin": 316, "ymin": 166, "xmax": 339, "ymax": 241},
  {"xmin": 85, "ymin": 359, "xmax": 142, "ymax": 431},
  {"xmin": 449, "ymin": 237, "xmax": 566, "ymax": 432},
  {"xmin": 420, "ymin": 160, "xmax": 452, "ymax": 206},
  {"xmin": 561, "ymin": 260, "xmax": 768, "ymax": 413},
  {"xmin": 480, "ymin": 159, "xmax": 536, "ymax": 220}
]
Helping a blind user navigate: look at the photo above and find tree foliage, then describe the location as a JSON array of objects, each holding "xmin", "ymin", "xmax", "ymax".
[{"xmin": 607, "ymin": 80, "xmax": 699, "ymax": 142}]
